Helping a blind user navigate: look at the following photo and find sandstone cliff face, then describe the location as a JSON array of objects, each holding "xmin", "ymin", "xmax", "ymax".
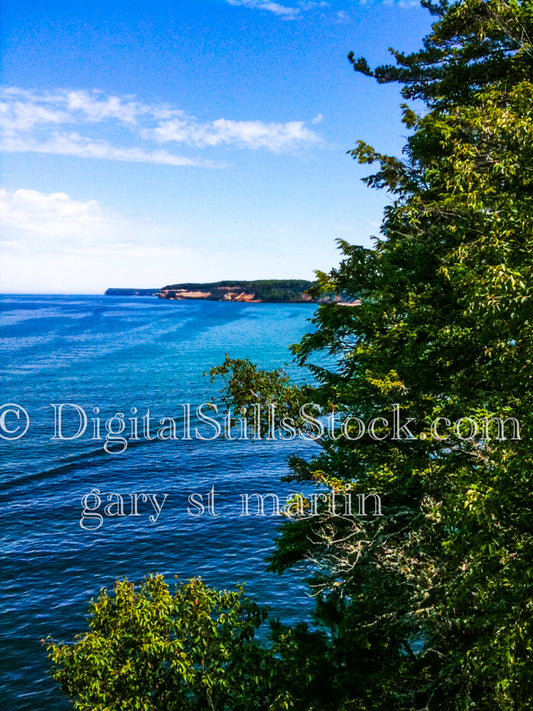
[
  {"xmin": 159, "ymin": 287, "xmax": 260, "ymax": 301},
  {"xmin": 158, "ymin": 280, "xmax": 316, "ymax": 303}
]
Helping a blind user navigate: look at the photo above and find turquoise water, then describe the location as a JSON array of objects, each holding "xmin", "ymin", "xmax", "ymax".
[{"xmin": 0, "ymin": 295, "xmax": 318, "ymax": 709}]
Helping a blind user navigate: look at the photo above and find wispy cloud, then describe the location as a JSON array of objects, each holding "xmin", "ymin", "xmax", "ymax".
[
  {"xmin": 381, "ymin": 0, "xmax": 419, "ymax": 6},
  {"xmin": 225, "ymin": 0, "xmax": 420, "ymax": 18},
  {"xmin": 225, "ymin": 0, "xmax": 300, "ymax": 19},
  {"xmin": 2, "ymin": 131, "xmax": 206, "ymax": 167},
  {"xmin": 150, "ymin": 117, "xmax": 320, "ymax": 152},
  {"xmin": 225, "ymin": 0, "xmax": 328, "ymax": 19},
  {"xmin": 359, "ymin": 0, "xmax": 419, "ymax": 6},
  {"xmin": 0, "ymin": 87, "xmax": 322, "ymax": 165}
]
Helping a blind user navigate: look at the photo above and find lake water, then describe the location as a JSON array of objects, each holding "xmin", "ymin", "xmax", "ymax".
[{"xmin": 0, "ymin": 295, "xmax": 319, "ymax": 709}]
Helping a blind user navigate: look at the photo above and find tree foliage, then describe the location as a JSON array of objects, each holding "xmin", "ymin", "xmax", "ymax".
[
  {"xmin": 46, "ymin": 576, "xmax": 341, "ymax": 711},
  {"xmin": 47, "ymin": 576, "xmax": 272, "ymax": 711},
  {"xmin": 213, "ymin": 1, "xmax": 533, "ymax": 708},
  {"xmin": 349, "ymin": 0, "xmax": 533, "ymax": 107}
]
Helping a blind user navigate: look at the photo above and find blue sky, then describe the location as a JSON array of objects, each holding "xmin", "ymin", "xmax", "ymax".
[{"xmin": 0, "ymin": 0, "xmax": 433, "ymax": 293}]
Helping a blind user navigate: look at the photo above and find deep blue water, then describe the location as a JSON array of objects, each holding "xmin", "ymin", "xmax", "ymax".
[{"xmin": 0, "ymin": 295, "xmax": 319, "ymax": 710}]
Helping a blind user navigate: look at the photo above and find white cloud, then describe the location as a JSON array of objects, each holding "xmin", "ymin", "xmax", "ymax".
[
  {"xmin": 225, "ymin": 0, "xmax": 301, "ymax": 19},
  {"xmin": 64, "ymin": 90, "xmax": 146, "ymax": 123},
  {"xmin": 0, "ymin": 87, "xmax": 165, "ymax": 128},
  {"xmin": 228, "ymin": 0, "xmax": 421, "ymax": 14},
  {"xmin": 225, "ymin": 0, "xmax": 328, "ymax": 18},
  {"xmin": 0, "ymin": 87, "xmax": 322, "ymax": 163},
  {"xmin": 298, "ymin": 1, "xmax": 328, "ymax": 11},
  {"xmin": 0, "ymin": 98, "xmax": 68, "ymax": 136},
  {"xmin": 370, "ymin": 0, "xmax": 420, "ymax": 5},
  {"xmin": 335, "ymin": 10, "xmax": 351, "ymax": 21},
  {"xmin": 1, "ymin": 131, "xmax": 209, "ymax": 167},
  {"xmin": 0, "ymin": 187, "xmax": 198, "ymax": 293},
  {"xmin": 0, "ymin": 187, "xmax": 194, "ymax": 250},
  {"xmin": 151, "ymin": 117, "xmax": 320, "ymax": 152},
  {"xmin": 0, "ymin": 187, "xmax": 106, "ymax": 240}
]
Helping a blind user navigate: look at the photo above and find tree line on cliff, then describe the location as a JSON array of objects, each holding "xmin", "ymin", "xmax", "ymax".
[{"xmin": 160, "ymin": 280, "xmax": 317, "ymax": 302}]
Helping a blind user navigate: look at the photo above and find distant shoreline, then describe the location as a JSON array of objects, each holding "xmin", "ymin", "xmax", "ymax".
[
  {"xmin": 105, "ymin": 288, "xmax": 160, "ymax": 297},
  {"xmin": 105, "ymin": 281, "xmax": 360, "ymax": 305},
  {"xmin": 106, "ymin": 280, "xmax": 317, "ymax": 303}
]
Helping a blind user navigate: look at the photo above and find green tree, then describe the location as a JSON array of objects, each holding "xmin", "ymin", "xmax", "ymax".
[
  {"xmin": 214, "ymin": 1, "xmax": 533, "ymax": 708},
  {"xmin": 46, "ymin": 576, "xmax": 281, "ymax": 711},
  {"xmin": 46, "ymin": 576, "xmax": 337, "ymax": 711}
]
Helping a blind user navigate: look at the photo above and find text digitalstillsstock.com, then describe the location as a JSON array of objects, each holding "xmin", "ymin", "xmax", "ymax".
[
  {"xmin": 0, "ymin": 402, "xmax": 522, "ymax": 452},
  {"xmin": 78, "ymin": 486, "xmax": 384, "ymax": 531}
]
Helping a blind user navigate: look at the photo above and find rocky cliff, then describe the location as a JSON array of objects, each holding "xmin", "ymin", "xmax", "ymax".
[{"xmin": 158, "ymin": 280, "xmax": 315, "ymax": 303}]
